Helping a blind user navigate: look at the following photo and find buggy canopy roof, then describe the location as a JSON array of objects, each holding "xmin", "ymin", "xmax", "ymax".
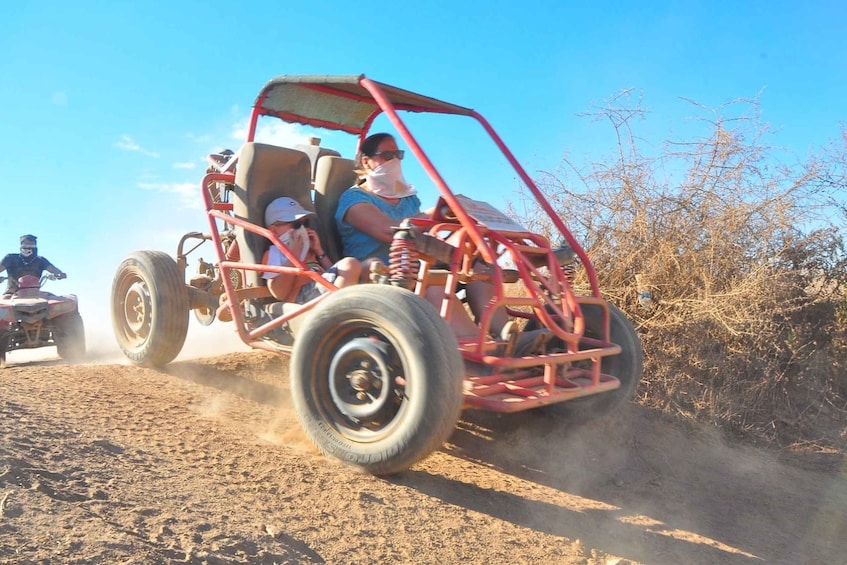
[{"xmin": 253, "ymin": 75, "xmax": 475, "ymax": 135}]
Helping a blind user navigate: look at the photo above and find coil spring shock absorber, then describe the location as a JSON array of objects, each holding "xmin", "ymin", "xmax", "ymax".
[
  {"xmin": 553, "ymin": 244, "xmax": 578, "ymax": 287},
  {"xmin": 388, "ymin": 219, "xmax": 420, "ymax": 290},
  {"xmin": 562, "ymin": 261, "xmax": 576, "ymax": 287}
]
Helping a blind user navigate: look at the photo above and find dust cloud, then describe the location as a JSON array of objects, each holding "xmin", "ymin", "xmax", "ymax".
[{"xmin": 1, "ymin": 271, "xmax": 250, "ymax": 369}]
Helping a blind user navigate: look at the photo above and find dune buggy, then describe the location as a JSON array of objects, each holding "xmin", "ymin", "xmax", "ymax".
[{"xmin": 111, "ymin": 75, "xmax": 643, "ymax": 475}]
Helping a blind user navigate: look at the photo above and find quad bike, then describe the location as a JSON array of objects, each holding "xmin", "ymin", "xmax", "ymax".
[
  {"xmin": 0, "ymin": 274, "xmax": 86, "ymax": 369},
  {"xmin": 111, "ymin": 75, "xmax": 643, "ymax": 475}
]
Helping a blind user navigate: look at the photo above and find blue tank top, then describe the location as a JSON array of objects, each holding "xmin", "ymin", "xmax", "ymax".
[{"xmin": 335, "ymin": 187, "xmax": 421, "ymax": 263}]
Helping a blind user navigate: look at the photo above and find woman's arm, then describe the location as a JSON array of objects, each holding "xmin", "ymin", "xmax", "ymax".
[{"xmin": 343, "ymin": 202, "xmax": 397, "ymax": 244}]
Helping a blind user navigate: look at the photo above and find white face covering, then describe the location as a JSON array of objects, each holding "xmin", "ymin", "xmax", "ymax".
[
  {"xmin": 264, "ymin": 225, "xmax": 311, "ymax": 279},
  {"xmin": 279, "ymin": 226, "xmax": 309, "ymax": 262},
  {"xmin": 366, "ymin": 158, "xmax": 416, "ymax": 198}
]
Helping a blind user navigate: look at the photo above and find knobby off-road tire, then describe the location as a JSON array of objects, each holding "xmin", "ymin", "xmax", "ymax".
[
  {"xmin": 290, "ymin": 285, "xmax": 465, "ymax": 476},
  {"xmin": 56, "ymin": 312, "xmax": 86, "ymax": 361},
  {"xmin": 548, "ymin": 301, "xmax": 644, "ymax": 423},
  {"xmin": 112, "ymin": 251, "xmax": 189, "ymax": 367}
]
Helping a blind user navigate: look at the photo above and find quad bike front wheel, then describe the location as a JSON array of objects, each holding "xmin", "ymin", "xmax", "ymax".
[
  {"xmin": 290, "ymin": 285, "xmax": 465, "ymax": 476},
  {"xmin": 0, "ymin": 330, "xmax": 10, "ymax": 369},
  {"xmin": 56, "ymin": 312, "xmax": 86, "ymax": 361},
  {"xmin": 111, "ymin": 251, "xmax": 189, "ymax": 367}
]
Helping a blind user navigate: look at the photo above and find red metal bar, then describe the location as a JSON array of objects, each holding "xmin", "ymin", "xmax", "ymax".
[
  {"xmin": 213, "ymin": 79, "xmax": 625, "ymax": 414},
  {"xmin": 469, "ymin": 109, "xmax": 601, "ymax": 297},
  {"xmin": 359, "ymin": 77, "xmax": 499, "ymax": 265},
  {"xmin": 200, "ymin": 173, "xmax": 333, "ymax": 345}
]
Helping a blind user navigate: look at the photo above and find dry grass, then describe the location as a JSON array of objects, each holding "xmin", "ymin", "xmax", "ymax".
[{"xmin": 514, "ymin": 91, "xmax": 847, "ymax": 453}]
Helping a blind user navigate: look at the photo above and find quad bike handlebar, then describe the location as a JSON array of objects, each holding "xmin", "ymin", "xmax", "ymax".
[{"xmin": 0, "ymin": 273, "xmax": 66, "ymax": 288}]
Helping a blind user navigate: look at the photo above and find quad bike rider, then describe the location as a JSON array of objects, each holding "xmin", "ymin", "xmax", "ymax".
[
  {"xmin": 0, "ymin": 234, "xmax": 85, "ymax": 368},
  {"xmin": 111, "ymin": 75, "xmax": 643, "ymax": 475},
  {"xmin": 0, "ymin": 235, "xmax": 66, "ymax": 296}
]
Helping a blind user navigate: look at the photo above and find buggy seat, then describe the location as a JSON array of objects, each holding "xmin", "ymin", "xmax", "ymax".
[
  {"xmin": 313, "ymin": 155, "xmax": 358, "ymax": 263},
  {"xmin": 232, "ymin": 142, "xmax": 313, "ymax": 288}
]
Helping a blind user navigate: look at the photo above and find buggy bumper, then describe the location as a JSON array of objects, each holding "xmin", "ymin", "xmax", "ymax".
[{"xmin": 462, "ymin": 342, "xmax": 622, "ymax": 412}]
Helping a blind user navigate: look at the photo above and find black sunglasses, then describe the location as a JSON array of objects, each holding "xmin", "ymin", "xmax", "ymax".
[
  {"xmin": 372, "ymin": 149, "xmax": 405, "ymax": 161},
  {"xmin": 273, "ymin": 218, "xmax": 310, "ymax": 229}
]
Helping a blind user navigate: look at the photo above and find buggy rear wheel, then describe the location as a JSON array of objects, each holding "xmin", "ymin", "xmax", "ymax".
[
  {"xmin": 111, "ymin": 251, "xmax": 189, "ymax": 367},
  {"xmin": 290, "ymin": 285, "xmax": 464, "ymax": 476}
]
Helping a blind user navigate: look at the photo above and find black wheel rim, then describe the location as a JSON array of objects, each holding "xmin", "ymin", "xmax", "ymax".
[{"xmin": 312, "ymin": 321, "xmax": 408, "ymax": 443}]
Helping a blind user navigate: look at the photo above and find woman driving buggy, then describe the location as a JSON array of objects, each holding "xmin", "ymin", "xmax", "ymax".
[{"xmin": 334, "ymin": 133, "xmax": 511, "ymax": 340}]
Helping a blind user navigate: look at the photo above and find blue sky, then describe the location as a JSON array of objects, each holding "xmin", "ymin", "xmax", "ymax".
[{"xmin": 2, "ymin": 1, "xmax": 845, "ymax": 358}]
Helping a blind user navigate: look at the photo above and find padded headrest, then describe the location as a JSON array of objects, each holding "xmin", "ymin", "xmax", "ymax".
[
  {"xmin": 294, "ymin": 141, "xmax": 341, "ymax": 181},
  {"xmin": 232, "ymin": 142, "xmax": 312, "ymax": 286}
]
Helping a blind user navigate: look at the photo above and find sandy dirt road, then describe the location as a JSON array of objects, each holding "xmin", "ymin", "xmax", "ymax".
[{"xmin": 1, "ymin": 350, "xmax": 845, "ymax": 564}]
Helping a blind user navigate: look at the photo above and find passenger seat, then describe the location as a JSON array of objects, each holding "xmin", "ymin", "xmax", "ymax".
[{"xmin": 232, "ymin": 142, "xmax": 313, "ymax": 288}]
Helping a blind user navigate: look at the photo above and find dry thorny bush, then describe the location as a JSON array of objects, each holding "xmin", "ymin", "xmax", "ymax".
[{"xmin": 514, "ymin": 90, "xmax": 847, "ymax": 454}]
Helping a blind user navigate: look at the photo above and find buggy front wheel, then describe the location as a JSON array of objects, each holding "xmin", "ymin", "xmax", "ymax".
[{"xmin": 290, "ymin": 285, "xmax": 465, "ymax": 476}]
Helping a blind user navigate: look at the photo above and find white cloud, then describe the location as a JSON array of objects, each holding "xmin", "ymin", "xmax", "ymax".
[
  {"xmin": 136, "ymin": 181, "xmax": 168, "ymax": 191},
  {"xmin": 134, "ymin": 113, "xmax": 352, "ymax": 215},
  {"xmin": 115, "ymin": 135, "xmax": 160, "ymax": 158},
  {"xmin": 231, "ymin": 117, "xmax": 312, "ymax": 148},
  {"xmin": 186, "ymin": 132, "xmax": 212, "ymax": 144},
  {"xmin": 136, "ymin": 169, "xmax": 159, "ymax": 181},
  {"xmin": 137, "ymin": 181, "xmax": 202, "ymax": 210},
  {"xmin": 115, "ymin": 135, "xmax": 140, "ymax": 151}
]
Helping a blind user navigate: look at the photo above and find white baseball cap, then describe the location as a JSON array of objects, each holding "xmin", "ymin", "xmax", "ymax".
[{"xmin": 264, "ymin": 197, "xmax": 314, "ymax": 226}]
